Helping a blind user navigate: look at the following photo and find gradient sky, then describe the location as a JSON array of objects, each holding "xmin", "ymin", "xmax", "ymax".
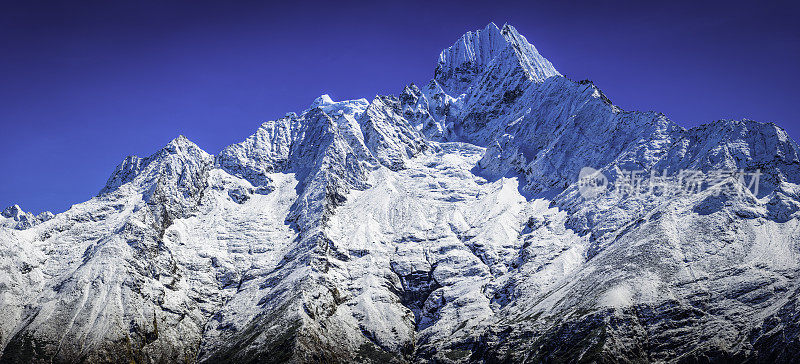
[{"xmin": 1, "ymin": 0, "xmax": 799, "ymax": 214}]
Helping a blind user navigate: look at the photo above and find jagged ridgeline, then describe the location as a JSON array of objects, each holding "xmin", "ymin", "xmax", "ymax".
[{"xmin": 1, "ymin": 23, "xmax": 799, "ymax": 364}]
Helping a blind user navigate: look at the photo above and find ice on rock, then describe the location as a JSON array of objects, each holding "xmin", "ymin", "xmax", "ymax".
[
  {"xmin": 1, "ymin": 204, "xmax": 54, "ymax": 230},
  {"xmin": 1, "ymin": 204, "xmax": 24, "ymax": 220},
  {"xmin": 1, "ymin": 23, "xmax": 800, "ymax": 363}
]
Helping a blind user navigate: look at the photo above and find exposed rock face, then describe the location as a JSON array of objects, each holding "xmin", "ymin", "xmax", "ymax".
[
  {"xmin": 1, "ymin": 23, "xmax": 799, "ymax": 363},
  {"xmin": 1, "ymin": 205, "xmax": 53, "ymax": 230}
]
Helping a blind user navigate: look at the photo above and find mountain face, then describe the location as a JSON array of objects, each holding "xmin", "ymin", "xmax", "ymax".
[{"xmin": 1, "ymin": 22, "xmax": 799, "ymax": 363}]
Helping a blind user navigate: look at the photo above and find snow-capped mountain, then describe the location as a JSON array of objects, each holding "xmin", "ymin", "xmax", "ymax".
[
  {"xmin": 0, "ymin": 205, "xmax": 53, "ymax": 230},
  {"xmin": 1, "ymin": 22, "xmax": 799, "ymax": 363}
]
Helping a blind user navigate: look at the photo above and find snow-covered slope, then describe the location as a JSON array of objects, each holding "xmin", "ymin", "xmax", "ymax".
[{"xmin": 1, "ymin": 23, "xmax": 799, "ymax": 363}]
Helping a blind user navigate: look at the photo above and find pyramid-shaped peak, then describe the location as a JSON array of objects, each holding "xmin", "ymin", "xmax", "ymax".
[
  {"xmin": 100, "ymin": 135, "xmax": 211, "ymax": 196},
  {"xmin": 166, "ymin": 134, "xmax": 193, "ymax": 147},
  {"xmin": 439, "ymin": 22, "xmax": 508, "ymax": 69},
  {"xmin": 434, "ymin": 22, "xmax": 560, "ymax": 95},
  {"xmin": 161, "ymin": 135, "xmax": 208, "ymax": 157},
  {"xmin": 312, "ymin": 94, "xmax": 335, "ymax": 108},
  {"xmin": 482, "ymin": 22, "xmax": 503, "ymax": 35},
  {"xmin": 1, "ymin": 204, "xmax": 24, "ymax": 219}
]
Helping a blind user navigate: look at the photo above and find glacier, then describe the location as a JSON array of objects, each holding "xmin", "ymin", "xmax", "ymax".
[{"xmin": 1, "ymin": 22, "xmax": 799, "ymax": 363}]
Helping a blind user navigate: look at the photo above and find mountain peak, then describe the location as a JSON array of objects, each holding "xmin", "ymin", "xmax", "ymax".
[
  {"xmin": 1, "ymin": 204, "xmax": 23, "ymax": 219},
  {"xmin": 308, "ymin": 95, "xmax": 370, "ymax": 118},
  {"xmin": 168, "ymin": 134, "xmax": 190, "ymax": 144},
  {"xmin": 164, "ymin": 134, "xmax": 197, "ymax": 150},
  {"xmin": 1, "ymin": 203, "xmax": 52, "ymax": 229},
  {"xmin": 498, "ymin": 23, "xmax": 559, "ymax": 81},
  {"xmin": 160, "ymin": 135, "xmax": 209, "ymax": 161},
  {"xmin": 434, "ymin": 22, "xmax": 559, "ymax": 95},
  {"xmin": 100, "ymin": 135, "xmax": 211, "ymax": 196},
  {"xmin": 312, "ymin": 94, "xmax": 335, "ymax": 108},
  {"xmin": 6, "ymin": 21, "xmax": 800, "ymax": 364},
  {"xmin": 483, "ymin": 21, "xmax": 503, "ymax": 36}
]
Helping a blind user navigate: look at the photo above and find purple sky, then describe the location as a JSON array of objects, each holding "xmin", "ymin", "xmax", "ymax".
[{"xmin": 1, "ymin": 0, "xmax": 799, "ymax": 214}]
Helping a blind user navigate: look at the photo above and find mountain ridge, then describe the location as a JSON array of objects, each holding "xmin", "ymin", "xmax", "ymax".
[{"xmin": 1, "ymin": 23, "xmax": 799, "ymax": 364}]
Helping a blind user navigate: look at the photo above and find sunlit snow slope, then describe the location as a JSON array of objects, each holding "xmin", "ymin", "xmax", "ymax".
[{"xmin": 1, "ymin": 22, "xmax": 799, "ymax": 364}]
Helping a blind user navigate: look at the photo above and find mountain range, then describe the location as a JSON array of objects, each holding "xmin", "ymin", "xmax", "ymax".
[{"xmin": 1, "ymin": 23, "xmax": 799, "ymax": 363}]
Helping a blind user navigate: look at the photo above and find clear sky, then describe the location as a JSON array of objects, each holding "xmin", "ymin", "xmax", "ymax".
[{"xmin": 1, "ymin": 0, "xmax": 799, "ymax": 214}]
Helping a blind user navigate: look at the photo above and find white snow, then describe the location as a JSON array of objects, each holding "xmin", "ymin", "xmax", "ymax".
[{"xmin": 1, "ymin": 22, "xmax": 799, "ymax": 363}]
